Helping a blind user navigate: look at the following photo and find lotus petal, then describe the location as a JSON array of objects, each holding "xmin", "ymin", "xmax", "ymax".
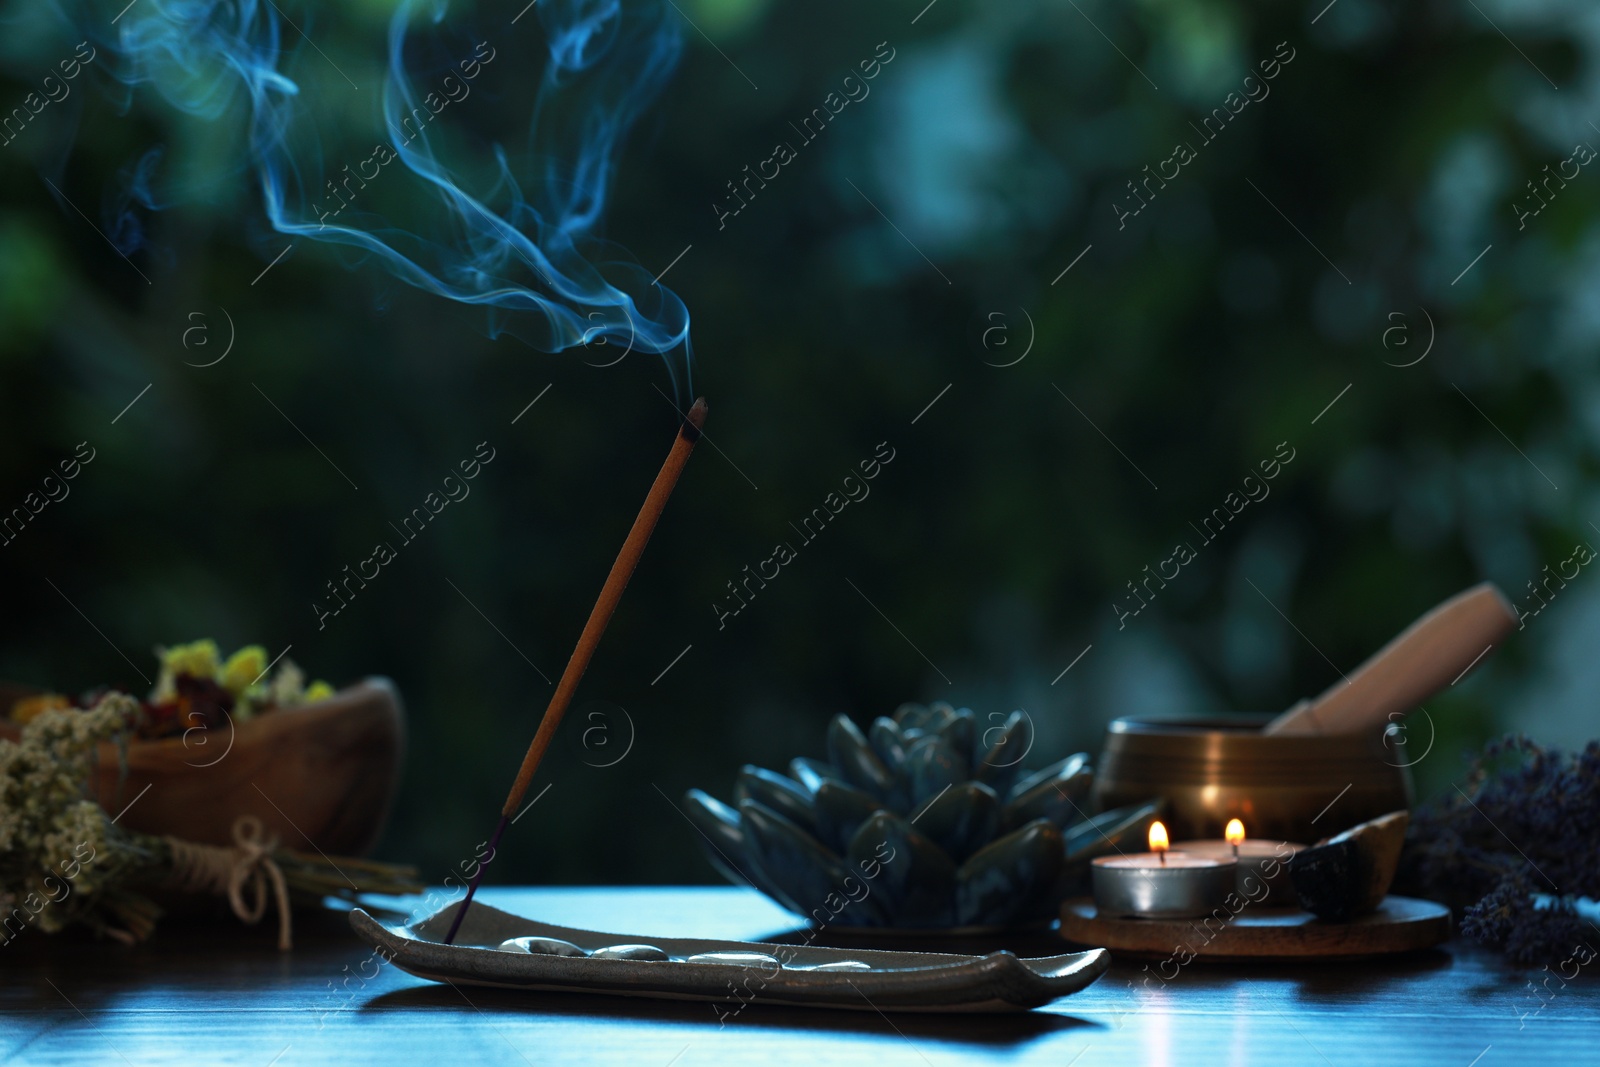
[
  {"xmin": 911, "ymin": 780, "xmax": 1000, "ymax": 864},
  {"xmin": 740, "ymin": 800, "xmax": 887, "ymax": 926},
  {"xmin": 955, "ymin": 818, "xmax": 1064, "ymax": 927},
  {"xmin": 893, "ymin": 701, "xmax": 932, "ymax": 729},
  {"xmin": 921, "ymin": 703, "xmax": 958, "ymax": 737},
  {"xmin": 1062, "ymin": 799, "xmax": 1164, "ymax": 863},
  {"xmin": 788, "ymin": 757, "xmax": 842, "ymax": 793},
  {"xmin": 1008, "ymin": 753, "xmax": 1091, "ymax": 802},
  {"xmin": 734, "ymin": 765, "xmax": 818, "ymax": 833},
  {"xmin": 972, "ymin": 710, "xmax": 1031, "ymax": 796},
  {"xmin": 1003, "ymin": 753, "xmax": 1092, "ymax": 829},
  {"xmin": 826, "ymin": 714, "xmax": 895, "ymax": 799},
  {"xmin": 682, "ymin": 789, "xmax": 757, "ymax": 888},
  {"xmin": 813, "ymin": 779, "xmax": 884, "ymax": 853},
  {"xmin": 868, "ymin": 716, "xmax": 907, "ymax": 771},
  {"xmin": 849, "ymin": 811, "xmax": 957, "ymax": 927},
  {"xmin": 1055, "ymin": 799, "xmax": 1165, "ymax": 897},
  {"xmin": 905, "ymin": 735, "xmax": 969, "ymax": 807},
  {"xmin": 934, "ymin": 707, "xmax": 976, "ymax": 762}
]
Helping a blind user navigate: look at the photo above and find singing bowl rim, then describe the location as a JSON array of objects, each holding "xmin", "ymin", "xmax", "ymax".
[
  {"xmin": 1106, "ymin": 713, "xmax": 1275, "ymax": 734},
  {"xmin": 1102, "ymin": 714, "xmax": 1406, "ymax": 757}
]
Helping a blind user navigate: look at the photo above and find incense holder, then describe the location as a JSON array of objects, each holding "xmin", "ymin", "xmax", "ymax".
[
  {"xmin": 683, "ymin": 703, "xmax": 1163, "ymax": 930},
  {"xmin": 350, "ymin": 900, "xmax": 1110, "ymax": 1012}
]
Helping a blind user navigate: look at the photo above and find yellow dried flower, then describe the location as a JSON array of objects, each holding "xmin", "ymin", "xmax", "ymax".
[
  {"xmin": 304, "ymin": 681, "xmax": 335, "ymax": 703},
  {"xmin": 10, "ymin": 693, "xmax": 69, "ymax": 725},
  {"xmin": 161, "ymin": 639, "xmax": 221, "ymax": 679},
  {"xmin": 220, "ymin": 646, "xmax": 268, "ymax": 696},
  {"xmin": 153, "ymin": 640, "xmax": 221, "ymax": 701}
]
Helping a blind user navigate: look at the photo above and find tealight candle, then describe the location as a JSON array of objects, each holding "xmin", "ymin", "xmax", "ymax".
[
  {"xmin": 1172, "ymin": 819, "xmax": 1304, "ymax": 905},
  {"xmin": 1091, "ymin": 820, "xmax": 1237, "ymax": 919}
]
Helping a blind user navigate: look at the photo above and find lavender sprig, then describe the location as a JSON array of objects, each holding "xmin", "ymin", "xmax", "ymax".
[{"xmin": 1398, "ymin": 736, "xmax": 1600, "ymax": 966}]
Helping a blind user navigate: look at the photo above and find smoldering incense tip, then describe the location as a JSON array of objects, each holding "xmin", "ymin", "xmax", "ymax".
[{"xmin": 683, "ymin": 396, "xmax": 708, "ymax": 439}]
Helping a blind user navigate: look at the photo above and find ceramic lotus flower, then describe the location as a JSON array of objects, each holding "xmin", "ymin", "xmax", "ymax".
[{"xmin": 685, "ymin": 702, "xmax": 1161, "ymax": 930}]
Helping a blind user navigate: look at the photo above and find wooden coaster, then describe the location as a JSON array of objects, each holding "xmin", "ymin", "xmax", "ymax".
[{"xmin": 1059, "ymin": 895, "xmax": 1451, "ymax": 961}]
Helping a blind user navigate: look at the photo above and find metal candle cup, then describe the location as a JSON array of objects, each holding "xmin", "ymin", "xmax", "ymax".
[
  {"xmin": 1091, "ymin": 853, "xmax": 1238, "ymax": 919},
  {"xmin": 1172, "ymin": 839, "xmax": 1303, "ymax": 904}
]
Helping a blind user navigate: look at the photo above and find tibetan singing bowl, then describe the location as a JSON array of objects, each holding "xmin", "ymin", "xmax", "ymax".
[{"xmin": 1092, "ymin": 715, "xmax": 1412, "ymax": 844}]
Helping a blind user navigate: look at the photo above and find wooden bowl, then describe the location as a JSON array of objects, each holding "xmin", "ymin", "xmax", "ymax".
[
  {"xmin": 1092, "ymin": 714, "xmax": 1412, "ymax": 844},
  {"xmin": 0, "ymin": 677, "xmax": 405, "ymax": 857}
]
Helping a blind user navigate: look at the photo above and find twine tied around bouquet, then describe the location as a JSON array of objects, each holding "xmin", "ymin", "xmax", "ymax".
[{"xmin": 164, "ymin": 815, "xmax": 293, "ymax": 950}]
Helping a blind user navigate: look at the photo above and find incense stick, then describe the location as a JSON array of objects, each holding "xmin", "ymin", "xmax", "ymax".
[{"xmin": 443, "ymin": 398, "xmax": 707, "ymax": 945}]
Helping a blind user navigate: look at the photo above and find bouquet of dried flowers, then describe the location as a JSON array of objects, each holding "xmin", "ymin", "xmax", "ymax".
[
  {"xmin": 1398, "ymin": 736, "xmax": 1600, "ymax": 966},
  {"xmin": 9, "ymin": 638, "xmax": 336, "ymax": 740},
  {"xmin": 0, "ymin": 692, "xmax": 418, "ymax": 949}
]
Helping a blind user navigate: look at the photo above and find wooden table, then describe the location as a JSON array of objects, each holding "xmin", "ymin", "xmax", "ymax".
[{"xmin": 2, "ymin": 886, "xmax": 1586, "ymax": 1065}]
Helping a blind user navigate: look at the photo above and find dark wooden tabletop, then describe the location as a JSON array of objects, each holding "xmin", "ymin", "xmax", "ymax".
[{"xmin": 2, "ymin": 886, "xmax": 1588, "ymax": 1065}]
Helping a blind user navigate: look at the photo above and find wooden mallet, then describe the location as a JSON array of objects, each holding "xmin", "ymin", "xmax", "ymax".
[
  {"xmin": 1262, "ymin": 581, "xmax": 1518, "ymax": 736},
  {"xmin": 443, "ymin": 397, "xmax": 707, "ymax": 945}
]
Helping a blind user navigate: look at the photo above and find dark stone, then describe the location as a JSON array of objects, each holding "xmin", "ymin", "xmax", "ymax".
[
  {"xmin": 1289, "ymin": 838, "xmax": 1362, "ymax": 922},
  {"xmin": 1291, "ymin": 810, "xmax": 1408, "ymax": 920},
  {"xmin": 499, "ymin": 936, "xmax": 587, "ymax": 957},
  {"xmin": 685, "ymin": 951, "xmax": 781, "ymax": 968},
  {"xmin": 590, "ymin": 944, "xmax": 670, "ymax": 961},
  {"xmin": 1325, "ymin": 810, "xmax": 1408, "ymax": 912}
]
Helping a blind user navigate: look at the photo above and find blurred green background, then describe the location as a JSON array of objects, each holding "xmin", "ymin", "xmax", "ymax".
[{"xmin": 1, "ymin": 0, "xmax": 1596, "ymax": 885}]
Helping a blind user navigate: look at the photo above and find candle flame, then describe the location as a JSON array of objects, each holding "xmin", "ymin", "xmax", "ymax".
[
  {"xmin": 1225, "ymin": 819, "xmax": 1246, "ymax": 846},
  {"xmin": 1148, "ymin": 820, "xmax": 1169, "ymax": 853}
]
